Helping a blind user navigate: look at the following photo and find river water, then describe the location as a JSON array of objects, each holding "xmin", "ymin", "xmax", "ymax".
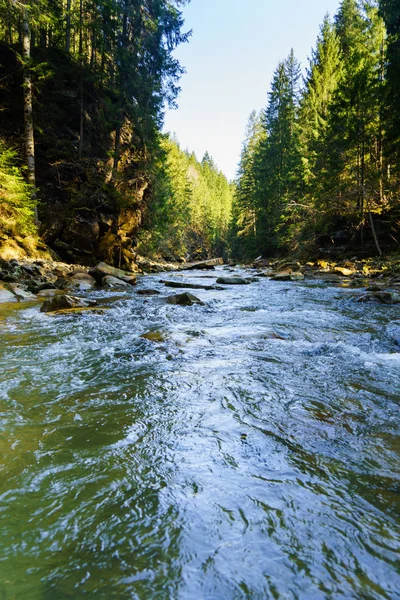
[{"xmin": 0, "ymin": 267, "xmax": 399, "ymax": 599}]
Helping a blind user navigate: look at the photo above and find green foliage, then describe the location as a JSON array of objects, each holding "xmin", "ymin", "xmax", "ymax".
[
  {"xmin": 139, "ymin": 135, "xmax": 233, "ymax": 260},
  {"xmin": 0, "ymin": 139, "xmax": 36, "ymax": 236},
  {"xmin": 232, "ymin": 0, "xmax": 399, "ymax": 260}
]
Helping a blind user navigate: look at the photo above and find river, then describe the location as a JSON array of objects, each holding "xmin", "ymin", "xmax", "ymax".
[{"xmin": 0, "ymin": 267, "xmax": 399, "ymax": 599}]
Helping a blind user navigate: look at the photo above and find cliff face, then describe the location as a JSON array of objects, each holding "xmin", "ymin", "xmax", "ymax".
[{"xmin": 0, "ymin": 43, "xmax": 151, "ymax": 270}]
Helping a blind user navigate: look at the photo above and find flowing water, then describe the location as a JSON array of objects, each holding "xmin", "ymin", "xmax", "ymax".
[{"xmin": 0, "ymin": 267, "xmax": 399, "ymax": 600}]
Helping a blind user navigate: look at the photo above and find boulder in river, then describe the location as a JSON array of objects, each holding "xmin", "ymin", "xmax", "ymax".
[
  {"xmin": 167, "ymin": 292, "xmax": 204, "ymax": 306},
  {"xmin": 270, "ymin": 272, "xmax": 305, "ymax": 281},
  {"xmin": 357, "ymin": 291, "xmax": 400, "ymax": 304},
  {"xmin": 216, "ymin": 277, "xmax": 252, "ymax": 285},
  {"xmin": 160, "ymin": 279, "xmax": 223, "ymax": 291},
  {"xmin": 0, "ymin": 283, "xmax": 18, "ymax": 303},
  {"xmin": 89, "ymin": 262, "xmax": 137, "ymax": 285},
  {"xmin": 183, "ymin": 258, "xmax": 224, "ymax": 270},
  {"xmin": 67, "ymin": 272, "xmax": 97, "ymax": 290},
  {"xmin": 102, "ymin": 275, "xmax": 132, "ymax": 288},
  {"xmin": 40, "ymin": 294, "xmax": 97, "ymax": 313},
  {"xmin": 137, "ymin": 289, "xmax": 161, "ymax": 296}
]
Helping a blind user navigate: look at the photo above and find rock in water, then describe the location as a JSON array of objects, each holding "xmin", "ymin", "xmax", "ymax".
[
  {"xmin": 67, "ymin": 272, "xmax": 97, "ymax": 290},
  {"xmin": 89, "ymin": 262, "xmax": 137, "ymax": 285},
  {"xmin": 160, "ymin": 280, "xmax": 223, "ymax": 290},
  {"xmin": 102, "ymin": 275, "xmax": 132, "ymax": 288},
  {"xmin": 167, "ymin": 292, "xmax": 204, "ymax": 306},
  {"xmin": 40, "ymin": 295, "xmax": 97, "ymax": 313},
  {"xmin": 183, "ymin": 258, "xmax": 224, "ymax": 270},
  {"xmin": 270, "ymin": 272, "xmax": 305, "ymax": 281},
  {"xmin": 0, "ymin": 283, "xmax": 18, "ymax": 303},
  {"xmin": 358, "ymin": 291, "xmax": 400, "ymax": 304},
  {"xmin": 216, "ymin": 277, "xmax": 251, "ymax": 285},
  {"xmin": 137, "ymin": 289, "xmax": 161, "ymax": 296}
]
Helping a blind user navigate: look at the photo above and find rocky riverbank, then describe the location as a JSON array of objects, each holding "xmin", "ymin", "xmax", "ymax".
[{"xmin": 1, "ymin": 253, "xmax": 400, "ymax": 313}]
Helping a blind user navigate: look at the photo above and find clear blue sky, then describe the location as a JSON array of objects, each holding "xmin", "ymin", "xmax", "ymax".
[{"xmin": 163, "ymin": 0, "xmax": 342, "ymax": 180}]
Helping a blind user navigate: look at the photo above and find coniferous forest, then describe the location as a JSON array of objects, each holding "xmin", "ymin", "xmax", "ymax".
[
  {"xmin": 232, "ymin": 0, "xmax": 400, "ymax": 260},
  {"xmin": 0, "ymin": 0, "xmax": 399, "ymax": 264}
]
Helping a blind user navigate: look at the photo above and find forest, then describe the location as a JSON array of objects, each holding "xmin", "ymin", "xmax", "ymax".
[
  {"xmin": 0, "ymin": 0, "xmax": 399, "ymax": 265},
  {"xmin": 232, "ymin": 0, "xmax": 400, "ymax": 260}
]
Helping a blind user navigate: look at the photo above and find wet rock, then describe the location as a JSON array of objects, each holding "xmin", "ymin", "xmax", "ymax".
[
  {"xmin": 216, "ymin": 277, "xmax": 251, "ymax": 285},
  {"xmin": 7, "ymin": 284, "xmax": 36, "ymax": 301},
  {"xmin": 67, "ymin": 272, "xmax": 97, "ymax": 291},
  {"xmin": 102, "ymin": 275, "xmax": 132, "ymax": 288},
  {"xmin": 167, "ymin": 292, "xmax": 204, "ymax": 306},
  {"xmin": 2, "ymin": 273, "xmax": 19, "ymax": 283},
  {"xmin": 37, "ymin": 289, "xmax": 66, "ymax": 298},
  {"xmin": 271, "ymin": 272, "xmax": 304, "ymax": 281},
  {"xmin": 278, "ymin": 261, "xmax": 301, "ymax": 271},
  {"xmin": 183, "ymin": 258, "xmax": 224, "ymax": 270},
  {"xmin": 89, "ymin": 262, "xmax": 137, "ymax": 285},
  {"xmin": 141, "ymin": 330, "xmax": 167, "ymax": 343},
  {"xmin": 160, "ymin": 280, "xmax": 223, "ymax": 291},
  {"xmin": 0, "ymin": 283, "xmax": 18, "ymax": 303},
  {"xmin": 40, "ymin": 294, "xmax": 97, "ymax": 313},
  {"xmin": 334, "ymin": 267, "xmax": 354, "ymax": 277},
  {"xmin": 387, "ymin": 322, "xmax": 400, "ymax": 346},
  {"xmin": 137, "ymin": 289, "xmax": 161, "ymax": 296},
  {"xmin": 358, "ymin": 291, "xmax": 400, "ymax": 304}
]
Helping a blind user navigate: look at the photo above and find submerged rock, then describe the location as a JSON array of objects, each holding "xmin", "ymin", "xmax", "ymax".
[
  {"xmin": 89, "ymin": 262, "xmax": 137, "ymax": 285},
  {"xmin": 167, "ymin": 292, "xmax": 204, "ymax": 306},
  {"xmin": 387, "ymin": 322, "xmax": 400, "ymax": 345},
  {"xmin": 141, "ymin": 330, "xmax": 167, "ymax": 343},
  {"xmin": 40, "ymin": 294, "xmax": 97, "ymax": 313},
  {"xmin": 160, "ymin": 279, "xmax": 223, "ymax": 291},
  {"xmin": 136, "ymin": 289, "xmax": 161, "ymax": 296},
  {"xmin": 358, "ymin": 291, "xmax": 400, "ymax": 304},
  {"xmin": 216, "ymin": 277, "xmax": 251, "ymax": 285}
]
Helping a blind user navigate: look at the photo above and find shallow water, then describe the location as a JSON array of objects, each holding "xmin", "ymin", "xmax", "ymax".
[{"xmin": 0, "ymin": 267, "xmax": 399, "ymax": 599}]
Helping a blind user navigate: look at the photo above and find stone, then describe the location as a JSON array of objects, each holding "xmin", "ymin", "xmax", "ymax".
[
  {"xmin": 140, "ymin": 330, "xmax": 167, "ymax": 343},
  {"xmin": 167, "ymin": 292, "xmax": 204, "ymax": 306},
  {"xmin": 182, "ymin": 258, "xmax": 224, "ymax": 270},
  {"xmin": 160, "ymin": 280, "xmax": 223, "ymax": 290},
  {"xmin": 0, "ymin": 283, "xmax": 18, "ymax": 303},
  {"xmin": 216, "ymin": 277, "xmax": 252, "ymax": 285},
  {"xmin": 334, "ymin": 267, "xmax": 354, "ymax": 277},
  {"xmin": 40, "ymin": 295, "xmax": 97, "ymax": 313},
  {"xmin": 270, "ymin": 272, "xmax": 305, "ymax": 282},
  {"xmin": 89, "ymin": 262, "xmax": 137, "ymax": 285},
  {"xmin": 7, "ymin": 284, "xmax": 36, "ymax": 301},
  {"xmin": 387, "ymin": 323, "xmax": 400, "ymax": 346},
  {"xmin": 137, "ymin": 289, "xmax": 161, "ymax": 296},
  {"xmin": 358, "ymin": 291, "xmax": 400, "ymax": 304},
  {"xmin": 37, "ymin": 289, "xmax": 66, "ymax": 298},
  {"xmin": 102, "ymin": 275, "xmax": 131, "ymax": 288},
  {"xmin": 67, "ymin": 272, "xmax": 97, "ymax": 290}
]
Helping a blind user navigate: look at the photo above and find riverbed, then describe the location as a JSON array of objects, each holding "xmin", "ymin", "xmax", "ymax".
[{"xmin": 0, "ymin": 267, "xmax": 399, "ymax": 599}]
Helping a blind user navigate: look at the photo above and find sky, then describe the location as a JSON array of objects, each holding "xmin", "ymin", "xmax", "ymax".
[{"xmin": 163, "ymin": 0, "xmax": 343, "ymax": 180}]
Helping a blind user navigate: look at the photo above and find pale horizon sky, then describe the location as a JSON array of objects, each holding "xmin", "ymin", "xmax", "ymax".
[{"xmin": 163, "ymin": 0, "xmax": 343, "ymax": 180}]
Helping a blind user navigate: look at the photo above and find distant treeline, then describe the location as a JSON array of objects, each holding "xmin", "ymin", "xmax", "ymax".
[
  {"xmin": 139, "ymin": 136, "xmax": 233, "ymax": 261},
  {"xmin": 231, "ymin": 0, "xmax": 400, "ymax": 259}
]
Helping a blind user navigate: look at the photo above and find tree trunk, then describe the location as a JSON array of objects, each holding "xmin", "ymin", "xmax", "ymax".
[
  {"xmin": 22, "ymin": 8, "xmax": 38, "ymax": 223},
  {"xmin": 65, "ymin": 0, "xmax": 71, "ymax": 53},
  {"xmin": 78, "ymin": 0, "xmax": 84, "ymax": 159}
]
